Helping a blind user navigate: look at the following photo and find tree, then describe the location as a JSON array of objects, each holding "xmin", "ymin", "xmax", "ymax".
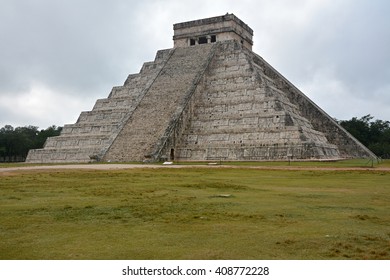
[
  {"xmin": 0, "ymin": 125, "xmax": 62, "ymax": 162},
  {"xmin": 339, "ymin": 115, "xmax": 372, "ymax": 146},
  {"xmin": 0, "ymin": 125, "xmax": 17, "ymax": 160},
  {"xmin": 340, "ymin": 115, "xmax": 390, "ymax": 158}
]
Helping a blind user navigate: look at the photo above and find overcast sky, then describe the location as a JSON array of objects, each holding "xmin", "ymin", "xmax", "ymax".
[{"xmin": 1, "ymin": 0, "xmax": 389, "ymax": 128}]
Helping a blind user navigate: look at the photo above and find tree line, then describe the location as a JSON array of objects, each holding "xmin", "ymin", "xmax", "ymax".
[
  {"xmin": 0, "ymin": 114, "xmax": 389, "ymax": 162},
  {"xmin": 0, "ymin": 125, "xmax": 62, "ymax": 162},
  {"xmin": 339, "ymin": 115, "xmax": 390, "ymax": 158}
]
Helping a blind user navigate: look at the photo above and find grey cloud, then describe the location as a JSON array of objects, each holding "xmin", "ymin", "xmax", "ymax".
[{"xmin": 1, "ymin": 0, "xmax": 389, "ymax": 128}]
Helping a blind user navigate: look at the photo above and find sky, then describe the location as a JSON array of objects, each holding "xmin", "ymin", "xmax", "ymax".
[{"xmin": 1, "ymin": 0, "xmax": 389, "ymax": 129}]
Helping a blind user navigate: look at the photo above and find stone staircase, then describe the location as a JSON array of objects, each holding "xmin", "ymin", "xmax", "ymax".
[
  {"xmin": 26, "ymin": 49, "xmax": 172, "ymax": 163},
  {"xmin": 103, "ymin": 43, "xmax": 216, "ymax": 162}
]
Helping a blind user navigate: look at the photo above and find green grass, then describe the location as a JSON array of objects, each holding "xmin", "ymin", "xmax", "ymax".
[{"xmin": 0, "ymin": 167, "xmax": 389, "ymax": 259}]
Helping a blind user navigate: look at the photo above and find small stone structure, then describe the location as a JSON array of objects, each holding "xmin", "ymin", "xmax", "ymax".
[
  {"xmin": 26, "ymin": 14, "xmax": 375, "ymax": 163},
  {"xmin": 173, "ymin": 13, "xmax": 253, "ymax": 50}
]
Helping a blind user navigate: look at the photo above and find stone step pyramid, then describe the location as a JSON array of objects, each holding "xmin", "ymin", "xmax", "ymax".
[{"xmin": 26, "ymin": 14, "xmax": 375, "ymax": 163}]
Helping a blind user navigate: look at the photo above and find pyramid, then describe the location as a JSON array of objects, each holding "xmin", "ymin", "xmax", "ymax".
[{"xmin": 26, "ymin": 14, "xmax": 375, "ymax": 163}]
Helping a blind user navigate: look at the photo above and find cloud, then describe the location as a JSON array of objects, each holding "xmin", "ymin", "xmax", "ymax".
[
  {"xmin": 0, "ymin": 82, "xmax": 93, "ymax": 128},
  {"xmin": 299, "ymin": 65, "xmax": 390, "ymax": 121},
  {"xmin": 247, "ymin": 0, "xmax": 390, "ymax": 121},
  {"xmin": 0, "ymin": 0, "xmax": 150, "ymax": 127},
  {"xmin": 0, "ymin": 0, "xmax": 389, "ymax": 128}
]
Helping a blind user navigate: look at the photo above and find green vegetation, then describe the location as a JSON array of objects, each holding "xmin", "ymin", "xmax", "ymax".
[
  {"xmin": 1, "ymin": 166, "xmax": 389, "ymax": 260},
  {"xmin": 0, "ymin": 125, "xmax": 62, "ymax": 162},
  {"xmin": 339, "ymin": 114, "xmax": 390, "ymax": 158}
]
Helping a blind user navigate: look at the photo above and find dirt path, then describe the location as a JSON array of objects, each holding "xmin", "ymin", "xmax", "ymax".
[{"xmin": 1, "ymin": 163, "xmax": 390, "ymax": 173}]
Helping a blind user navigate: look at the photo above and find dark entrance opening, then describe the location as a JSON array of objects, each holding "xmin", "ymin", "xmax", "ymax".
[
  {"xmin": 170, "ymin": 149, "xmax": 175, "ymax": 161},
  {"xmin": 211, "ymin": 35, "xmax": 216, "ymax": 43},
  {"xmin": 190, "ymin": 38, "xmax": 196, "ymax": 46},
  {"xmin": 198, "ymin": 36, "xmax": 207, "ymax": 44}
]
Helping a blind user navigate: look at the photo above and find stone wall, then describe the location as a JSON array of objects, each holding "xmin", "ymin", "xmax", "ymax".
[
  {"xmin": 173, "ymin": 13, "xmax": 253, "ymax": 50},
  {"xmin": 248, "ymin": 52, "xmax": 376, "ymax": 158},
  {"xmin": 174, "ymin": 41, "xmax": 342, "ymax": 161}
]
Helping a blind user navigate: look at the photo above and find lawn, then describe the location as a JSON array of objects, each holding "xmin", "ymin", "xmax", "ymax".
[{"xmin": 0, "ymin": 165, "xmax": 389, "ymax": 259}]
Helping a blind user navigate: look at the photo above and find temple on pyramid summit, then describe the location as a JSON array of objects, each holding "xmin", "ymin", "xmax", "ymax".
[{"xmin": 26, "ymin": 14, "xmax": 375, "ymax": 163}]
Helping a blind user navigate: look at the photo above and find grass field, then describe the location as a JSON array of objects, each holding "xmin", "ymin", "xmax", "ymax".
[{"xmin": 0, "ymin": 162, "xmax": 389, "ymax": 259}]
